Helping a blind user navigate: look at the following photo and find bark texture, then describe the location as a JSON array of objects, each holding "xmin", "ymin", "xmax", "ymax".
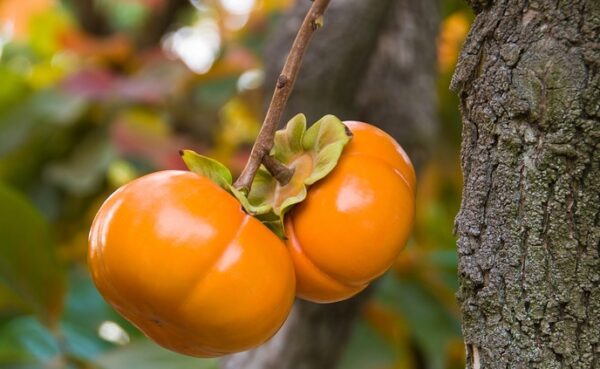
[
  {"xmin": 221, "ymin": 0, "xmax": 439, "ymax": 368},
  {"xmin": 453, "ymin": 1, "xmax": 600, "ymax": 368}
]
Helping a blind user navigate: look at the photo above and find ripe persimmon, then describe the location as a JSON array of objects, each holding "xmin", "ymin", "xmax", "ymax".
[
  {"xmin": 88, "ymin": 170, "xmax": 295, "ymax": 357},
  {"xmin": 285, "ymin": 121, "xmax": 415, "ymax": 303}
]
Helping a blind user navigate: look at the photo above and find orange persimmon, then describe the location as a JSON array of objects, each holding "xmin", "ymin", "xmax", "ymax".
[
  {"xmin": 285, "ymin": 121, "xmax": 416, "ymax": 303},
  {"xmin": 88, "ymin": 170, "xmax": 295, "ymax": 357}
]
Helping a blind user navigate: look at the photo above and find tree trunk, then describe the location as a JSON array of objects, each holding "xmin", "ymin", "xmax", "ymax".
[
  {"xmin": 221, "ymin": 0, "xmax": 439, "ymax": 368},
  {"xmin": 453, "ymin": 1, "xmax": 600, "ymax": 368}
]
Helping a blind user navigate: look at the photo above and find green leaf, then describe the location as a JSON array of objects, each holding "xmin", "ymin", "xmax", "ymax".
[
  {"xmin": 338, "ymin": 320, "xmax": 395, "ymax": 369},
  {"xmin": 376, "ymin": 274, "xmax": 462, "ymax": 369},
  {"xmin": 30, "ymin": 89, "xmax": 87, "ymax": 126},
  {"xmin": 0, "ymin": 87, "xmax": 86, "ymax": 157},
  {"xmin": 0, "ymin": 284, "xmax": 29, "ymax": 321},
  {"xmin": 95, "ymin": 340, "xmax": 219, "ymax": 369},
  {"xmin": 0, "ymin": 316, "xmax": 59, "ymax": 364},
  {"xmin": 0, "ymin": 183, "xmax": 66, "ymax": 327},
  {"xmin": 181, "ymin": 150, "xmax": 233, "ymax": 190},
  {"xmin": 277, "ymin": 185, "xmax": 307, "ymax": 220},
  {"xmin": 60, "ymin": 266, "xmax": 141, "ymax": 359},
  {"xmin": 105, "ymin": 1, "xmax": 150, "ymax": 31},
  {"xmin": 46, "ymin": 132, "xmax": 116, "ymax": 196},
  {"xmin": 230, "ymin": 168, "xmax": 276, "ymax": 215},
  {"xmin": 0, "ymin": 65, "xmax": 28, "ymax": 113},
  {"xmin": 257, "ymin": 217, "xmax": 287, "ymax": 239}
]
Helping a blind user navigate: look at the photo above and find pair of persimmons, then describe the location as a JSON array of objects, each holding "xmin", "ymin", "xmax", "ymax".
[{"xmin": 88, "ymin": 117, "xmax": 415, "ymax": 357}]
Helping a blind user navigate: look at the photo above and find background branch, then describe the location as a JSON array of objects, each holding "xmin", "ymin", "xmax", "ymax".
[
  {"xmin": 136, "ymin": 0, "xmax": 190, "ymax": 50},
  {"xmin": 64, "ymin": 0, "xmax": 190, "ymax": 51},
  {"xmin": 64, "ymin": 0, "xmax": 111, "ymax": 36}
]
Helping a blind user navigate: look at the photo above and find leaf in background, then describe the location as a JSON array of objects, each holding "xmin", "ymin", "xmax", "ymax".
[
  {"xmin": 0, "ymin": 266, "xmax": 146, "ymax": 368},
  {"xmin": 0, "ymin": 183, "xmax": 65, "ymax": 326},
  {"xmin": 0, "ymin": 284, "xmax": 29, "ymax": 322},
  {"xmin": 0, "ymin": 316, "xmax": 59, "ymax": 365},
  {"xmin": 0, "ymin": 88, "xmax": 87, "ymax": 157},
  {"xmin": 110, "ymin": 108, "xmax": 194, "ymax": 170},
  {"xmin": 28, "ymin": 4, "xmax": 72, "ymax": 57},
  {"xmin": 29, "ymin": 89, "xmax": 87, "ymax": 126},
  {"xmin": 338, "ymin": 320, "xmax": 395, "ymax": 369},
  {"xmin": 194, "ymin": 78, "xmax": 239, "ymax": 110},
  {"xmin": 45, "ymin": 133, "xmax": 116, "ymax": 196},
  {"xmin": 361, "ymin": 301, "xmax": 416, "ymax": 369},
  {"xmin": 214, "ymin": 97, "xmax": 261, "ymax": 159},
  {"xmin": 438, "ymin": 10, "xmax": 471, "ymax": 73},
  {"xmin": 376, "ymin": 274, "xmax": 461, "ymax": 369},
  {"xmin": 429, "ymin": 249, "xmax": 460, "ymax": 271},
  {"xmin": 0, "ymin": 66, "xmax": 29, "ymax": 112},
  {"xmin": 61, "ymin": 69, "xmax": 118, "ymax": 101},
  {"xmin": 0, "ymin": 106, "xmax": 35, "ymax": 157},
  {"xmin": 103, "ymin": 0, "xmax": 150, "ymax": 31},
  {"xmin": 95, "ymin": 340, "xmax": 219, "ymax": 369},
  {"xmin": 60, "ymin": 267, "xmax": 140, "ymax": 360},
  {"xmin": 260, "ymin": 0, "xmax": 294, "ymax": 12}
]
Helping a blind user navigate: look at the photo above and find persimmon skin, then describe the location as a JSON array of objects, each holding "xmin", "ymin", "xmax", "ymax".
[
  {"xmin": 286, "ymin": 121, "xmax": 415, "ymax": 303},
  {"xmin": 88, "ymin": 171, "xmax": 295, "ymax": 357}
]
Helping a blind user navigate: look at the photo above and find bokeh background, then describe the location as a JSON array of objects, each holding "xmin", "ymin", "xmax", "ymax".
[{"xmin": 0, "ymin": 1, "xmax": 472, "ymax": 368}]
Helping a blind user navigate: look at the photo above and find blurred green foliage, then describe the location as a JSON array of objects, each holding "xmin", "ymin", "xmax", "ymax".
[{"xmin": 0, "ymin": 0, "xmax": 471, "ymax": 368}]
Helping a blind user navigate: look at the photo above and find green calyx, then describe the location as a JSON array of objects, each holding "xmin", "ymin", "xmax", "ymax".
[
  {"xmin": 181, "ymin": 114, "xmax": 352, "ymax": 237},
  {"xmin": 180, "ymin": 150, "xmax": 263, "ymax": 212}
]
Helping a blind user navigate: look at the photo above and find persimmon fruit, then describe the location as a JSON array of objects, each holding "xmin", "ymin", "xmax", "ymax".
[
  {"xmin": 285, "ymin": 121, "xmax": 415, "ymax": 303},
  {"xmin": 88, "ymin": 170, "xmax": 295, "ymax": 357},
  {"xmin": 88, "ymin": 117, "xmax": 415, "ymax": 356}
]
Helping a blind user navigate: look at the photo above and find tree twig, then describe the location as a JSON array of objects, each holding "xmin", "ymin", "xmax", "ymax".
[
  {"xmin": 66, "ymin": 0, "xmax": 111, "ymax": 36},
  {"xmin": 263, "ymin": 155, "xmax": 294, "ymax": 185},
  {"xmin": 233, "ymin": 0, "xmax": 332, "ymax": 193},
  {"xmin": 136, "ymin": 0, "xmax": 190, "ymax": 50}
]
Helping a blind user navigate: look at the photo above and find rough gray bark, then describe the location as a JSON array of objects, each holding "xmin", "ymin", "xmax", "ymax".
[
  {"xmin": 222, "ymin": 0, "xmax": 439, "ymax": 368},
  {"xmin": 453, "ymin": 1, "xmax": 600, "ymax": 368}
]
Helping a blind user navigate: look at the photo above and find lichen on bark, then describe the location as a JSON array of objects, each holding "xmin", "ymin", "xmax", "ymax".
[{"xmin": 453, "ymin": 0, "xmax": 600, "ymax": 368}]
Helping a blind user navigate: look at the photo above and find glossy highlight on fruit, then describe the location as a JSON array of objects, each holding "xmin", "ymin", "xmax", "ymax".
[
  {"xmin": 88, "ymin": 171, "xmax": 295, "ymax": 357},
  {"xmin": 285, "ymin": 121, "xmax": 416, "ymax": 303}
]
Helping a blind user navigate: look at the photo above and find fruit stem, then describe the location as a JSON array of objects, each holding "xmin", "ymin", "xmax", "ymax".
[
  {"xmin": 233, "ymin": 0, "xmax": 332, "ymax": 193},
  {"xmin": 263, "ymin": 155, "xmax": 295, "ymax": 185}
]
